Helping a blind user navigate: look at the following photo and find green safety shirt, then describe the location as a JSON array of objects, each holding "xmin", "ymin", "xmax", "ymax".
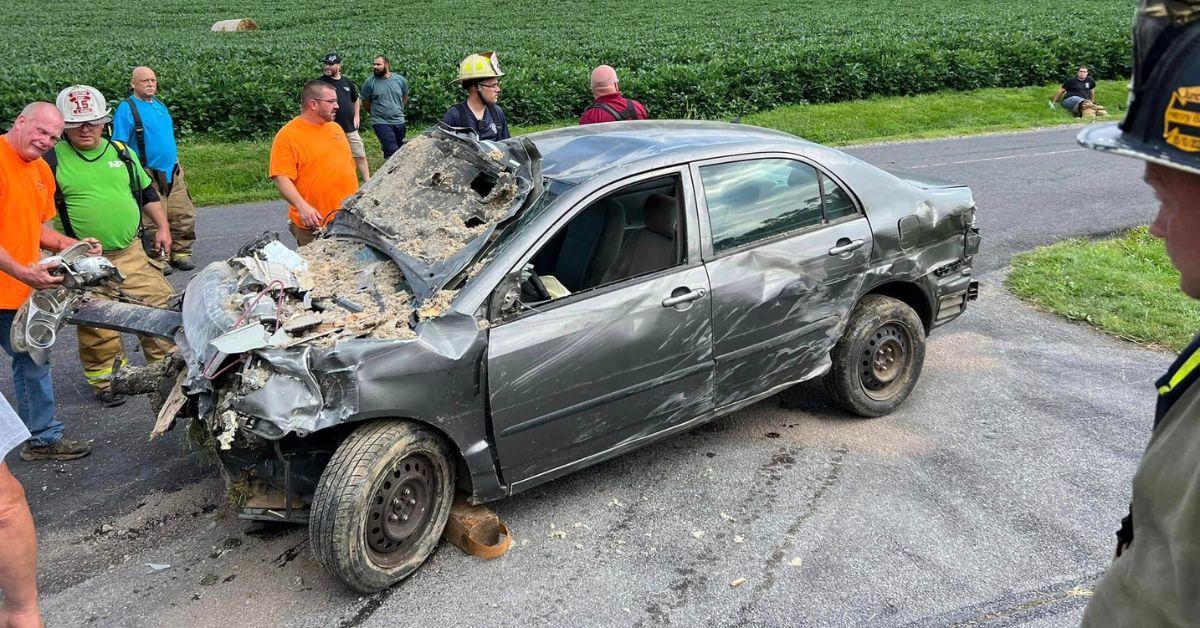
[{"xmin": 51, "ymin": 140, "xmax": 150, "ymax": 250}]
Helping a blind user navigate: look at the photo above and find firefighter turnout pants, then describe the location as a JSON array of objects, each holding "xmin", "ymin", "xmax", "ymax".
[
  {"xmin": 78, "ymin": 244, "xmax": 175, "ymax": 392},
  {"xmin": 142, "ymin": 163, "xmax": 197, "ymax": 261}
]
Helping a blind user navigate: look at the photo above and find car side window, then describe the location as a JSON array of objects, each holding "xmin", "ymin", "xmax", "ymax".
[
  {"xmin": 700, "ymin": 158, "xmax": 824, "ymax": 253},
  {"xmin": 515, "ymin": 174, "xmax": 686, "ymax": 307},
  {"xmin": 821, "ymin": 173, "xmax": 857, "ymax": 221}
]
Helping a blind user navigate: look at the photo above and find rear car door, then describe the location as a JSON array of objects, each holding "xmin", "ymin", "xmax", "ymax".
[
  {"xmin": 487, "ymin": 169, "xmax": 715, "ymax": 488},
  {"xmin": 693, "ymin": 155, "xmax": 872, "ymax": 408}
]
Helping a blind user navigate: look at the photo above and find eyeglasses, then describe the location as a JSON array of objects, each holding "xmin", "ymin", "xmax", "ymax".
[
  {"xmin": 66, "ymin": 121, "xmax": 106, "ymax": 130},
  {"xmin": 313, "ymin": 98, "xmax": 338, "ymax": 104},
  {"xmin": 477, "ymin": 82, "xmax": 500, "ymax": 90}
]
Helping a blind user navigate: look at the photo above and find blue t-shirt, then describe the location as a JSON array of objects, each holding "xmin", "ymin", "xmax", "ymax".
[
  {"xmin": 360, "ymin": 74, "xmax": 410, "ymax": 125},
  {"xmin": 112, "ymin": 97, "xmax": 180, "ymax": 182},
  {"xmin": 442, "ymin": 101, "xmax": 510, "ymax": 141}
]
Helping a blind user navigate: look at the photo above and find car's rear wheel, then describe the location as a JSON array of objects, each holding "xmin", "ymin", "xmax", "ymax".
[
  {"xmin": 826, "ymin": 295, "xmax": 926, "ymax": 417},
  {"xmin": 309, "ymin": 420, "xmax": 455, "ymax": 593}
]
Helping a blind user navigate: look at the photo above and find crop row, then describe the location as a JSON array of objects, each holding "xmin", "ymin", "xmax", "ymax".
[{"xmin": 3, "ymin": 0, "xmax": 1132, "ymax": 139}]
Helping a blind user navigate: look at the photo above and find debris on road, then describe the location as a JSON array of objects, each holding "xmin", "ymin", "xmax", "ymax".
[
  {"xmin": 730, "ymin": 578, "xmax": 748, "ymax": 588},
  {"xmin": 146, "ymin": 563, "xmax": 171, "ymax": 573},
  {"xmin": 789, "ymin": 557, "xmax": 804, "ymax": 567},
  {"xmin": 692, "ymin": 530, "xmax": 705, "ymax": 540}
]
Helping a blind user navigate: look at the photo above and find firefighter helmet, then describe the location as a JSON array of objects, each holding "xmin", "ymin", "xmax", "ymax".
[
  {"xmin": 1078, "ymin": 1, "xmax": 1200, "ymax": 175},
  {"xmin": 54, "ymin": 84, "xmax": 112, "ymax": 128},
  {"xmin": 456, "ymin": 51, "xmax": 504, "ymax": 83}
]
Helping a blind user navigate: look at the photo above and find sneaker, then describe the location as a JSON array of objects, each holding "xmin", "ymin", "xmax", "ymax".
[
  {"xmin": 170, "ymin": 255, "xmax": 196, "ymax": 271},
  {"xmin": 20, "ymin": 437, "xmax": 92, "ymax": 461},
  {"xmin": 94, "ymin": 389, "xmax": 127, "ymax": 407}
]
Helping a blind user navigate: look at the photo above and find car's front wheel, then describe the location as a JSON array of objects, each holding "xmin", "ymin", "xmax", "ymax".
[
  {"xmin": 826, "ymin": 295, "xmax": 926, "ymax": 417},
  {"xmin": 309, "ymin": 420, "xmax": 455, "ymax": 593}
]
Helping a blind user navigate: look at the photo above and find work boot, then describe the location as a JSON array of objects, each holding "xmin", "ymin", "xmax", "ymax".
[
  {"xmin": 20, "ymin": 437, "xmax": 92, "ymax": 461},
  {"xmin": 170, "ymin": 254, "xmax": 195, "ymax": 271},
  {"xmin": 160, "ymin": 262, "xmax": 174, "ymax": 276},
  {"xmin": 94, "ymin": 389, "xmax": 127, "ymax": 407}
]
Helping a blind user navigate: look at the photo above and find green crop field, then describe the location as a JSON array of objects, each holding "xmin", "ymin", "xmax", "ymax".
[{"xmin": 5, "ymin": 0, "xmax": 1131, "ymax": 139}]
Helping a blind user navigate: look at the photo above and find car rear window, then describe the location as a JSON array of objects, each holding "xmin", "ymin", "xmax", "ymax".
[
  {"xmin": 700, "ymin": 158, "xmax": 825, "ymax": 253},
  {"xmin": 821, "ymin": 173, "xmax": 857, "ymax": 221}
]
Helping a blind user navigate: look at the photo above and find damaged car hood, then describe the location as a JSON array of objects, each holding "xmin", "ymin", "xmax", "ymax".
[{"xmin": 325, "ymin": 126, "xmax": 542, "ymax": 302}]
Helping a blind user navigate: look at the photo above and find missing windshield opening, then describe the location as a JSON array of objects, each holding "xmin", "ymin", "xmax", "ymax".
[{"xmin": 470, "ymin": 172, "xmax": 497, "ymax": 198}]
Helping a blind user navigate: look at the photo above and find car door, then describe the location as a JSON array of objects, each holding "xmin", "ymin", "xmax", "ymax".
[
  {"xmin": 487, "ymin": 169, "xmax": 715, "ymax": 488},
  {"xmin": 693, "ymin": 155, "xmax": 872, "ymax": 408}
]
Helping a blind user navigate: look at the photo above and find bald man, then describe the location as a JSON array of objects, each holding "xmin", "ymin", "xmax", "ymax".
[
  {"xmin": 579, "ymin": 65, "xmax": 649, "ymax": 125},
  {"xmin": 113, "ymin": 66, "xmax": 198, "ymax": 273},
  {"xmin": 1, "ymin": 102, "xmax": 99, "ymax": 462}
]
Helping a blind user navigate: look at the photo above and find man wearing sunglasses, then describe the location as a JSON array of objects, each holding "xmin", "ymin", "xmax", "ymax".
[
  {"xmin": 443, "ymin": 51, "xmax": 511, "ymax": 142},
  {"xmin": 269, "ymin": 80, "xmax": 358, "ymax": 247},
  {"xmin": 47, "ymin": 85, "xmax": 174, "ymax": 409}
]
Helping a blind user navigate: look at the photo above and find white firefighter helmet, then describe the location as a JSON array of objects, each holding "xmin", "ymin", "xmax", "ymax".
[{"xmin": 55, "ymin": 84, "xmax": 113, "ymax": 128}]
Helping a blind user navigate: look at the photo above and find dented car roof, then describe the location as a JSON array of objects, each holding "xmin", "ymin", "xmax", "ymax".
[{"xmin": 326, "ymin": 128, "xmax": 543, "ymax": 302}]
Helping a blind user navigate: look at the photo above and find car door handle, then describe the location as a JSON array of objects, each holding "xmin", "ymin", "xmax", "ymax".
[
  {"xmin": 828, "ymin": 238, "xmax": 865, "ymax": 256},
  {"xmin": 662, "ymin": 288, "xmax": 707, "ymax": 308}
]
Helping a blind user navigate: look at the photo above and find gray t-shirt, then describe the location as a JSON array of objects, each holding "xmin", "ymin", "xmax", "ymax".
[
  {"xmin": 360, "ymin": 74, "xmax": 411, "ymax": 125},
  {"xmin": 1, "ymin": 393, "xmax": 30, "ymax": 459}
]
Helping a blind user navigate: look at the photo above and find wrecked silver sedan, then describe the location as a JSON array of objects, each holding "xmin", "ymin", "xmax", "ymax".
[{"xmin": 13, "ymin": 122, "xmax": 979, "ymax": 592}]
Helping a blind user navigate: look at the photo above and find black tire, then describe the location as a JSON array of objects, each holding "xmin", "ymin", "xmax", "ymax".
[
  {"xmin": 826, "ymin": 295, "xmax": 926, "ymax": 417},
  {"xmin": 309, "ymin": 420, "xmax": 455, "ymax": 593}
]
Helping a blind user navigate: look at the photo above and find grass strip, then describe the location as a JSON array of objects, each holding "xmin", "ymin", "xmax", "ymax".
[
  {"xmin": 179, "ymin": 79, "xmax": 1127, "ymax": 207},
  {"xmin": 1007, "ymin": 227, "xmax": 1200, "ymax": 352}
]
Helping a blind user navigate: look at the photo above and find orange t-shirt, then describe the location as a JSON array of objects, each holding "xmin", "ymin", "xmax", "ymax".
[
  {"xmin": 0, "ymin": 137, "xmax": 56, "ymax": 309},
  {"xmin": 268, "ymin": 117, "xmax": 359, "ymax": 228}
]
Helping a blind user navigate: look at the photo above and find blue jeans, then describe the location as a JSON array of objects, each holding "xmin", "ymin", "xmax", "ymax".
[
  {"xmin": 372, "ymin": 123, "xmax": 407, "ymax": 159},
  {"xmin": 0, "ymin": 310, "xmax": 63, "ymax": 446},
  {"xmin": 1062, "ymin": 96, "xmax": 1085, "ymax": 116}
]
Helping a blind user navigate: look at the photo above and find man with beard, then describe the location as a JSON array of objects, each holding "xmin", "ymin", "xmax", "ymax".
[
  {"xmin": 360, "ymin": 55, "xmax": 410, "ymax": 160},
  {"xmin": 317, "ymin": 53, "xmax": 369, "ymax": 181},
  {"xmin": 443, "ymin": 51, "xmax": 510, "ymax": 141},
  {"xmin": 269, "ymin": 80, "xmax": 358, "ymax": 246}
]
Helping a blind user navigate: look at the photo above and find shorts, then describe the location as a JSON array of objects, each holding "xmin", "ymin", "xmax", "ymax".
[
  {"xmin": 345, "ymin": 130, "xmax": 366, "ymax": 159},
  {"xmin": 1062, "ymin": 96, "xmax": 1085, "ymax": 116}
]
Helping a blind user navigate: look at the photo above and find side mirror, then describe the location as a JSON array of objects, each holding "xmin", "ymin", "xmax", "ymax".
[{"xmin": 488, "ymin": 270, "xmax": 522, "ymax": 322}]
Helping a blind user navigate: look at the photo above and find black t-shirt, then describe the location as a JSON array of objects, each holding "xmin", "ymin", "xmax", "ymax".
[
  {"xmin": 442, "ymin": 101, "xmax": 510, "ymax": 141},
  {"xmin": 317, "ymin": 74, "xmax": 359, "ymax": 133},
  {"xmin": 1062, "ymin": 76, "xmax": 1096, "ymax": 101}
]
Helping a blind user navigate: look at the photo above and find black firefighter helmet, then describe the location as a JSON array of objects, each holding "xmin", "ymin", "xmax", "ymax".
[{"xmin": 1078, "ymin": 0, "xmax": 1200, "ymax": 175}]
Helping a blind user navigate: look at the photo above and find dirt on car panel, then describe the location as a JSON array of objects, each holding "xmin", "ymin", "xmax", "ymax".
[
  {"xmin": 345, "ymin": 133, "xmax": 519, "ymax": 265},
  {"xmin": 282, "ymin": 238, "xmax": 423, "ymax": 345}
]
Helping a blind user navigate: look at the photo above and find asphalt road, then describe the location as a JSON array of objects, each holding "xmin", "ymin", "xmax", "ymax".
[{"xmin": 2, "ymin": 125, "xmax": 1167, "ymax": 626}]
